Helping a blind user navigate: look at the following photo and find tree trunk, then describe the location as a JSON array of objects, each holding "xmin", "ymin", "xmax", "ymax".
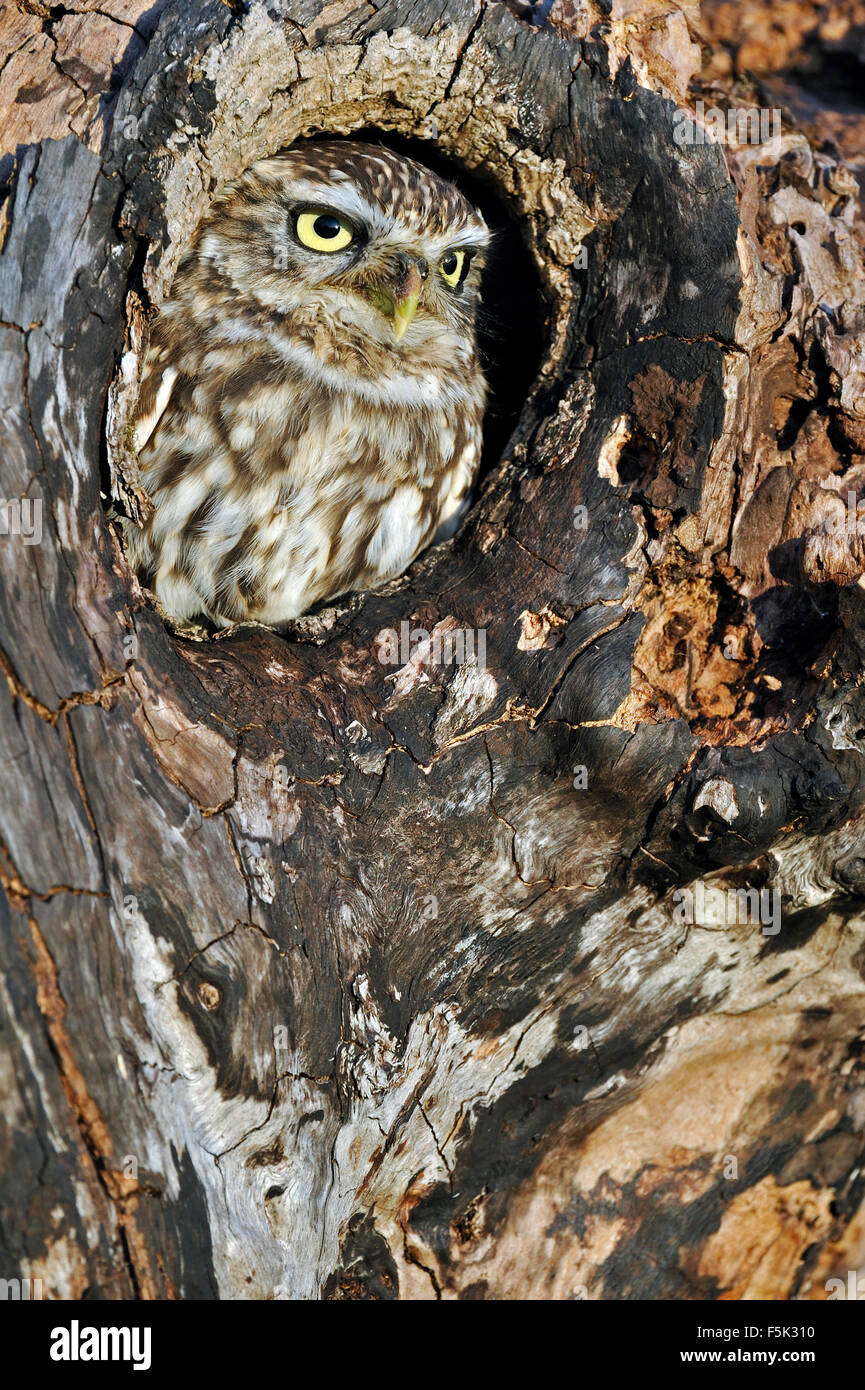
[{"xmin": 2, "ymin": 0, "xmax": 865, "ymax": 1301}]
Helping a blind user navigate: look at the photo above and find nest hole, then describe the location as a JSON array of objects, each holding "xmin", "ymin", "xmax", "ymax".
[{"xmin": 111, "ymin": 124, "xmax": 551, "ymax": 637}]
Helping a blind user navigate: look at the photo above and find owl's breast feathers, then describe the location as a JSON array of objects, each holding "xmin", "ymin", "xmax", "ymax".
[{"xmin": 129, "ymin": 301, "xmax": 486, "ymax": 627}]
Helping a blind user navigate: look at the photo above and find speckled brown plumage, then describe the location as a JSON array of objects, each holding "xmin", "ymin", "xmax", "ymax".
[{"xmin": 126, "ymin": 139, "xmax": 489, "ymax": 627}]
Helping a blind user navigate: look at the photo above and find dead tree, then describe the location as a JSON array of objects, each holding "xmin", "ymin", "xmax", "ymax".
[{"xmin": 1, "ymin": 0, "xmax": 865, "ymax": 1300}]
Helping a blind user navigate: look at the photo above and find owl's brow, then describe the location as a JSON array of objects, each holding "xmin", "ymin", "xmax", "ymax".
[
  {"xmin": 281, "ymin": 179, "xmax": 389, "ymax": 233},
  {"xmin": 439, "ymin": 224, "xmax": 490, "ymax": 252},
  {"xmin": 278, "ymin": 173, "xmax": 486, "ymax": 241}
]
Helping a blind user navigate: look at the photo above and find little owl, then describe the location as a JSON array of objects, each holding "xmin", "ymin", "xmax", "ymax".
[{"xmin": 126, "ymin": 139, "xmax": 490, "ymax": 627}]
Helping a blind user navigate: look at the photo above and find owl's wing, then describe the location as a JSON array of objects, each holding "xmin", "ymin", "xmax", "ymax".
[
  {"xmin": 132, "ymin": 350, "xmax": 178, "ymax": 453},
  {"xmin": 432, "ymin": 435, "xmax": 479, "ymax": 544}
]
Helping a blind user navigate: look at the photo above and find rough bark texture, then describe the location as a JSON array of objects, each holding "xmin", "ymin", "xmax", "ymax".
[{"xmin": 2, "ymin": 0, "xmax": 865, "ymax": 1301}]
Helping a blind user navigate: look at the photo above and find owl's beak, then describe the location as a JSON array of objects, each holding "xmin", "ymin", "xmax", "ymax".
[
  {"xmin": 365, "ymin": 260, "xmax": 426, "ymax": 343},
  {"xmin": 392, "ymin": 264, "xmax": 424, "ymax": 343}
]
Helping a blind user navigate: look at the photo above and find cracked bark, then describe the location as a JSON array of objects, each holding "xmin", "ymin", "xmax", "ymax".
[{"xmin": 1, "ymin": 0, "xmax": 865, "ymax": 1301}]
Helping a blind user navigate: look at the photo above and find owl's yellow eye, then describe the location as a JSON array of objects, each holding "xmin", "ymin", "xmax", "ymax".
[
  {"xmin": 439, "ymin": 249, "xmax": 467, "ymax": 287},
  {"xmin": 295, "ymin": 211, "xmax": 354, "ymax": 253}
]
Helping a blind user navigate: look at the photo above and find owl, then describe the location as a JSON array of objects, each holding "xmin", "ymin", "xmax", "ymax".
[{"xmin": 126, "ymin": 139, "xmax": 490, "ymax": 628}]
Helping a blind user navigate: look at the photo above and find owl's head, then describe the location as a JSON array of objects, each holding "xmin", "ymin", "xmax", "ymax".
[{"xmin": 193, "ymin": 139, "xmax": 490, "ymax": 357}]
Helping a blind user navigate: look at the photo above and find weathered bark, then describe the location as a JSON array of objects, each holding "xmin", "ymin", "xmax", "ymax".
[{"xmin": 1, "ymin": 0, "xmax": 865, "ymax": 1301}]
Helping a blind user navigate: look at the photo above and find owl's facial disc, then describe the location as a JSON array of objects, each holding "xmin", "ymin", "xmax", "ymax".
[
  {"xmin": 266, "ymin": 158, "xmax": 489, "ymax": 352},
  {"xmin": 290, "ymin": 204, "xmax": 428, "ymax": 342}
]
